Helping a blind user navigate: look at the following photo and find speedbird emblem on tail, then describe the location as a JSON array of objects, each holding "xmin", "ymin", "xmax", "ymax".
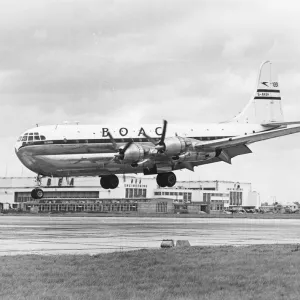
[{"xmin": 15, "ymin": 61, "xmax": 300, "ymax": 199}]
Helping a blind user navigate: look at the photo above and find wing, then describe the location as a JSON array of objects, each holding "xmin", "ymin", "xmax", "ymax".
[
  {"xmin": 175, "ymin": 144, "xmax": 252, "ymax": 171},
  {"xmin": 194, "ymin": 125, "xmax": 300, "ymax": 151}
]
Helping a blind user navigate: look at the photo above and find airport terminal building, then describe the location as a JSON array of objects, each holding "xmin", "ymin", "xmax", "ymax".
[{"xmin": 0, "ymin": 176, "xmax": 260, "ymax": 214}]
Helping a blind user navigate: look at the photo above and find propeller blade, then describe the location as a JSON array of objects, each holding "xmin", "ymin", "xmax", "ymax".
[
  {"xmin": 159, "ymin": 120, "xmax": 167, "ymax": 145},
  {"xmin": 142, "ymin": 132, "xmax": 157, "ymax": 145},
  {"xmin": 117, "ymin": 140, "xmax": 133, "ymax": 160},
  {"xmin": 120, "ymin": 140, "xmax": 133, "ymax": 154},
  {"xmin": 107, "ymin": 131, "xmax": 118, "ymax": 150}
]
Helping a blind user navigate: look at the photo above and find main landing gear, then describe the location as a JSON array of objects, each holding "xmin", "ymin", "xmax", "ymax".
[
  {"xmin": 31, "ymin": 188, "xmax": 44, "ymax": 199},
  {"xmin": 156, "ymin": 172, "xmax": 176, "ymax": 187},
  {"xmin": 31, "ymin": 175, "xmax": 44, "ymax": 199},
  {"xmin": 100, "ymin": 175, "xmax": 119, "ymax": 189}
]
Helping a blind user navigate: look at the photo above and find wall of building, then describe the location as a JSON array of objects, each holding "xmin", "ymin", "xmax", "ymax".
[
  {"xmin": 138, "ymin": 198, "xmax": 174, "ymax": 214},
  {"xmin": 0, "ymin": 176, "xmax": 260, "ymax": 211}
]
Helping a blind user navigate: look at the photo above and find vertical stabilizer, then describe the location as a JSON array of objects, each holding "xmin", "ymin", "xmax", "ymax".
[{"xmin": 231, "ymin": 61, "xmax": 284, "ymax": 124}]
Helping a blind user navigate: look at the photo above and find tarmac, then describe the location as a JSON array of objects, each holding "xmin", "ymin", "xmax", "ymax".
[{"xmin": 1, "ymin": 215, "xmax": 300, "ymax": 255}]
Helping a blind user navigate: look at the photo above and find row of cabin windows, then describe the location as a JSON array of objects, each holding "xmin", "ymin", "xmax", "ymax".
[
  {"xmin": 197, "ymin": 136, "xmax": 230, "ymax": 141},
  {"xmin": 17, "ymin": 135, "xmax": 230, "ymax": 143}
]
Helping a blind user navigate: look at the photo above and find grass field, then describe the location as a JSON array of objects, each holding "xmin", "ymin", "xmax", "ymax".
[{"xmin": 1, "ymin": 245, "xmax": 300, "ymax": 300}]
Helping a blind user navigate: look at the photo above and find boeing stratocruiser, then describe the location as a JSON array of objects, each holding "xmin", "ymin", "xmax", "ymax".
[{"xmin": 15, "ymin": 61, "xmax": 300, "ymax": 199}]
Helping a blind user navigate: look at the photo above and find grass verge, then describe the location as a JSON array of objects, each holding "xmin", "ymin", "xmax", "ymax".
[{"xmin": 1, "ymin": 245, "xmax": 300, "ymax": 300}]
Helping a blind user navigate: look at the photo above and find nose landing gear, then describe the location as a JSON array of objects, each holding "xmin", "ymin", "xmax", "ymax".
[{"xmin": 156, "ymin": 172, "xmax": 177, "ymax": 187}]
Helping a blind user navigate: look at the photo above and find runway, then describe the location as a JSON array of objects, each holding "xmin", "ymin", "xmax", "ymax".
[{"xmin": 1, "ymin": 216, "xmax": 300, "ymax": 255}]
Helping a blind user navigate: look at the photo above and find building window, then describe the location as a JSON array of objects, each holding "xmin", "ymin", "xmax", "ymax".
[
  {"xmin": 203, "ymin": 193, "xmax": 211, "ymax": 203},
  {"xmin": 142, "ymin": 189, "xmax": 146, "ymax": 197},
  {"xmin": 156, "ymin": 202, "xmax": 167, "ymax": 213},
  {"xmin": 230, "ymin": 191, "xmax": 243, "ymax": 206},
  {"xmin": 129, "ymin": 189, "xmax": 133, "ymax": 198}
]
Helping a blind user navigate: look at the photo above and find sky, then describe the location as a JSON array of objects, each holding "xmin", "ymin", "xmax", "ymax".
[{"xmin": 1, "ymin": 0, "xmax": 300, "ymax": 204}]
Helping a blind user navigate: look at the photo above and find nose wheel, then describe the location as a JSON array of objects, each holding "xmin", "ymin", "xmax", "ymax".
[
  {"xmin": 156, "ymin": 172, "xmax": 176, "ymax": 187},
  {"xmin": 31, "ymin": 188, "xmax": 44, "ymax": 199}
]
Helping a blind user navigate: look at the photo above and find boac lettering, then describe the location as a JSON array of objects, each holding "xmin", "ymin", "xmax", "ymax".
[
  {"xmin": 119, "ymin": 127, "xmax": 128, "ymax": 136},
  {"xmin": 102, "ymin": 128, "xmax": 109, "ymax": 137},
  {"xmin": 138, "ymin": 127, "xmax": 146, "ymax": 136},
  {"xmin": 155, "ymin": 127, "xmax": 162, "ymax": 136}
]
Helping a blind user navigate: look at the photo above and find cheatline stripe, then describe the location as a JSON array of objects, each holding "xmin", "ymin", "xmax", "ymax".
[
  {"xmin": 254, "ymin": 97, "xmax": 281, "ymax": 100},
  {"xmin": 257, "ymin": 89, "xmax": 280, "ymax": 93},
  {"xmin": 18, "ymin": 136, "xmax": 234, "ymax": 149}
]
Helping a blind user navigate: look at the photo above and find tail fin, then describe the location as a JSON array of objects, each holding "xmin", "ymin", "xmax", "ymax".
[{"xmin": 231, "ymin": 61, "xmax": 284, "ymax": 124}]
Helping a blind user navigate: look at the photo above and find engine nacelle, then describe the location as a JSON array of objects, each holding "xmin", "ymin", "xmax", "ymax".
[
  {"xmin": 163, "ymin": 136, "xmax": 187, "ymax": 156},
  {"xmin": 122, "ymin": 143, "xmax": 145, "ymax": 162}
]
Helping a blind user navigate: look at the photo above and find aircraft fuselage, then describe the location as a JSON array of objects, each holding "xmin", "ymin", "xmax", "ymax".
[{"xmin": 15, "ymin": 123, "xmax": 268, "ymax": 177}]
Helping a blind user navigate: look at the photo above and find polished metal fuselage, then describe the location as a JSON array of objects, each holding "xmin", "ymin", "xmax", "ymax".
[{"xmin": 15, "ymin": 123, "xmax": 267, "ymax": 177}]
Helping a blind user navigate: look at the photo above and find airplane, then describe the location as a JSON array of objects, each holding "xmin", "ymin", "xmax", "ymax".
[{"xmin": 15, "ymin": 61, "xmax": 300, "ymax": 199}]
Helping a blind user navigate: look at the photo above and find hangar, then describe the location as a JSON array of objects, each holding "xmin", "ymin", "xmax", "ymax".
[{"xmin": 0, "ymin": 176, "xmax": 260, "ymax": 213}]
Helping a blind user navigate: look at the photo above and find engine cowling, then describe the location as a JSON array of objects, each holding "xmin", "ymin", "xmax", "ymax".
[
  {"xmin": 121, "ymin": 143, "xmax": 145, "ymax": 162},
  {"xmin": 163, "ymin": 136, "xmax": 187, "ymax": 156}
]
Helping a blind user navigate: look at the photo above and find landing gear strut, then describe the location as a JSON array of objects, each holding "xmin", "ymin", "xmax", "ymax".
[
  {"xmin": 100, "ymin": 175, "xmax": 119, "ymax": 189},
  {"xmin": 156, "ymin": 172, "xmax": 176, "ymax": 187},
  {"xmin": 31, "ymin": 175, "xmax": 44, "ymax": 199}
]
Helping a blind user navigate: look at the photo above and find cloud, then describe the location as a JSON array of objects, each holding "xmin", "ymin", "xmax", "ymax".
[{"xmin": 1, "ymin": 0, "xmax": 300, "ymax": 203}]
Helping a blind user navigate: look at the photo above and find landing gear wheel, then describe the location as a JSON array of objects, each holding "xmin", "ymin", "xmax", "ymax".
[
  {"xmin": 100, "ymin": 177, "xmax": 110, "ymax": 189},
  {"xmin": 165, "ymin": 172, "xmax": 176, "ymax": 187},
  {"xmin": 100, "ymin": 175, "xmax": 119, "ymax": 189},
  {"xmin": 108, "ymin": 175, "xmax": 119, "ymax": 189},
  {"xmin": 156, "ymin": 174, "xmax": 167, "ymax": 187},
  {"xmin": 156, "ymin": 172, "xmax": 177, "ymax": 188},
  {"xmin": 31, "ymin": 188, "xmax": 44, "ymax": 199}
]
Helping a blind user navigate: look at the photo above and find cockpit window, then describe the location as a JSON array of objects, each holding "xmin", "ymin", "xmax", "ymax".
[{"xmin": 19, "ymin": 132, "xmax": 46, "ymax": 143}]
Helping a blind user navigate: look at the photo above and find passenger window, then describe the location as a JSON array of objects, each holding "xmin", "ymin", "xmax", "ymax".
[
  {"xmin": 24, "ymin": 133, "xmax": 28, "ymax": 136},
  {"xmin": 29, "ymin": 133, "xmax": 33, "ymax": 135},
  {"xmin": 34, "ymin": 132, "xmax": 39, "ymax": 135},
  {"xmin": 28, "ymin": 136, "xmax": 33, "ymax": 141},
  {"xmin": 40, "ymin": 136, "xmax": 46, "ymax": 140},
  {"xmin": 22, "ymin": 136, "xmax": 27, "ymax": 141},
  {"xmin": 34, "ymin": 136, "xmax": 40, "ymax": 141}
]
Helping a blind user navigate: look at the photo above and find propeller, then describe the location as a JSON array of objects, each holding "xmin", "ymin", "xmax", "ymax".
[
  {"xmin": 107, "ymin": 131, "xmax": 133, "ymax": 160},
  {"xmin": 143, "ymin": 120, "xmax": 168, "ymax": 153}
]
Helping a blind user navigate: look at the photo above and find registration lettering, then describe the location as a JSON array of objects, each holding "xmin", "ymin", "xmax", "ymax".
[{"xmin": 257, "ymin": 92, "xmax": 270, "ymax": 97}]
